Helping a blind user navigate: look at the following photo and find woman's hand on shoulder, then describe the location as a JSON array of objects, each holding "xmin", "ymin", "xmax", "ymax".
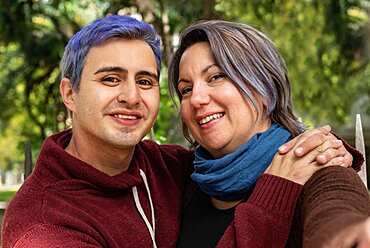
[
  {"xmin": 265, "ymin": 125, "xmax": 351, "ymax": 185},
  {"xmin": 278, "ymin": 125, "xmax": 353, "ymax": 167}
]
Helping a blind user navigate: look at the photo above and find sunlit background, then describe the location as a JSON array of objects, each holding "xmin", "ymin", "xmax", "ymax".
[{"xmin": 0, "ymin": 0, "xmax": 369, "ymax": 191}]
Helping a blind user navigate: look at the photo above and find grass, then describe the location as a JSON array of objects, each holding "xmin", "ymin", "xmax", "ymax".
[{"xmin": 0, "ymin": 190, "xmax": 16, "ymax": 202}]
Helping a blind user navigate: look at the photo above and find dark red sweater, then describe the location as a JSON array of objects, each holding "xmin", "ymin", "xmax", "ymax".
[
  {"xmin": 2, "ymin": 129, "xmax": 194, "ymax": 248},
  {"xmin": 179, "ymin": 135, "xmax": 369, "ymax": 248},
  {"xmin": 3, "ymin": 129, "xmax": 367, "ymax": 247},
  {"xmin": 217, "ymin": 139, "xmax": 369, "ymax": 248}
]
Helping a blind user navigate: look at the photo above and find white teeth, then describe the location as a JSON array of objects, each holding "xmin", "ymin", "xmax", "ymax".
[
  {"xmin": 114, "ymin": 114, "xmax": 138, "ymax": 120},
  {"xmin": 198, "ymin": 113, "xmax": 224, "ymax": 125}
]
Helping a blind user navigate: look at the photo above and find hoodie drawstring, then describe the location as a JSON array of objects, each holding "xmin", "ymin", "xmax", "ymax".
[{"xmin": 132, "ymin": 169, "xmax": 157, "ymax": 248}]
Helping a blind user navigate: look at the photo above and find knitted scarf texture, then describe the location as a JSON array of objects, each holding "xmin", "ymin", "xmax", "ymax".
[{"xmin": 191, "ymin": 123, "xmax": 292, "ymax": 201}]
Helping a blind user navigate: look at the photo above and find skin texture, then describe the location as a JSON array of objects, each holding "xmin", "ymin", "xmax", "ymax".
[
  {"xmin": 60, "ymin": 38, "xmax": 160, "ymax": 176},
  {"xmin": 178, "ymin": 42, "xmax": 271, "ymax": 159},
  {"xmin": 323, "ymin": 217, "xmax": 370, "ymax": 248}
]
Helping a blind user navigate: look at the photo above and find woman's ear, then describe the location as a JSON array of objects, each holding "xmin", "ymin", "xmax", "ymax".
[{"xmin": 60, "ymin": 77, "xmax": 76, "ymax": 112}]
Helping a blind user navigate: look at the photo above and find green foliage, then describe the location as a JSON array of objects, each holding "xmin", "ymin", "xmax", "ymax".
[
  {"xmin": 0, "ymin": 115, "xmax": 25, "ymax": 171},
  {"xmin": 0, "ymin": 0, "xmax": 369, "ymax": 173},
  {"xmin": 0, "ymin": 191, "xmax": 16, "ymax": 202},
  {"xmin": 217, "ymin": 0, "xmax": 370, "ymax": 127},
  {"xmin": 153, "ymin": 69, "xmax": 187, "ymax": 145}
]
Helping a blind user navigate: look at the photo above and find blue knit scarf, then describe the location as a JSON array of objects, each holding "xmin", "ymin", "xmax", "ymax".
[{"xmin": 191, "ymin": 123, "xmax": 292, "ymax": 201}]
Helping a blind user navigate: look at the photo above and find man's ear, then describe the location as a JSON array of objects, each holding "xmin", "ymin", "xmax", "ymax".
[{"xmin": 60, "ymin": 77, "xmax": 76, "ymax": 112}]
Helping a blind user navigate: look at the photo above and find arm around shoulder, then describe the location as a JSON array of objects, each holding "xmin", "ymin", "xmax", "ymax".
[
  {"xmin": 298, "ymin": 166, "xmax": 370, "ymax": 248},
  {"xmin": 217, "ymin": 174, "xmax": 303, "ymax": 248}
]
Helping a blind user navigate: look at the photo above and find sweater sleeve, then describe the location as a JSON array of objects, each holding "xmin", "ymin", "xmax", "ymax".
[
  {"xmin": 332, "ymin": 132, "xmax": 364, "ymax": 171},
  {"xmin": 297, "ymin": 166, "xmax": 370, "ymax": 248},
  {"xmin": 216, "ymin": 174, "xmax": 303, "ymax": 248},
  {"xmin": 10, "ymin": 225, "xmax": 101, "ymax": 248}
]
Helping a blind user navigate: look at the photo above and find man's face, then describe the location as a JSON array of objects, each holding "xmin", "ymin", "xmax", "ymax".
[{"xmin": 67, "ymin": 38, "xmax": 160, "ymax": 150}]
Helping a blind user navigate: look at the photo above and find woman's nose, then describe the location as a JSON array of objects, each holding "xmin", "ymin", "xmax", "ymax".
[{"xmin": 189, "ymin": 82, "xmax": 210, "ymax": 108}]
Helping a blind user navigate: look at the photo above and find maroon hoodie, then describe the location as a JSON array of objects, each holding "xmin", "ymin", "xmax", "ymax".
[{"xmin": 2, "ymin": 129, "xmax": 194, "ymax": 248}]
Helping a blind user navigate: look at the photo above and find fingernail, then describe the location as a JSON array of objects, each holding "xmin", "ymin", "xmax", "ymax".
[
  {"xmin": 323, "ymin": 125, "xmax": 331, "ymax": 131},
  {"xmin": 295, "ymin": 147, "xmax": 303, "ymax": 155},
  {"xmin": 340, "ymin": 163, "xmax": 346, "ymax": 167},
  {"xmin": 279, "ymin": 145, "xmax": 286, "ymax": 152},
  {"xmin": 318, "ymin": 154, "xmax": 326, "ymax": 161}
]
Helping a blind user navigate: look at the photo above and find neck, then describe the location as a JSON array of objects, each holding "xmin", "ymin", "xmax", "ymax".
[
  {"xmin": 210, "ymin": 197, "xmax": 242, "ymax": 210},
  {"xmin": 65, "ymin": 135, "xmax": 134, "ymax": 176}
]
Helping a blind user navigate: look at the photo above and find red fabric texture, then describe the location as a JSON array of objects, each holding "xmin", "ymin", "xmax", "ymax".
[{"xmin": 2, "ymin": 129, "xmax": 194, "ymax": 248}]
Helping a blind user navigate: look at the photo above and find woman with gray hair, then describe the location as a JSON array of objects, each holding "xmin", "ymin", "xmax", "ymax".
[{"xmin": 168, "ymin": 20, "xmax": 370, "ymax": 247}]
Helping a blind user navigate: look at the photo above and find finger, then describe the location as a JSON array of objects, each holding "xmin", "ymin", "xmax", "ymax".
[
  {"xmin": 278, "ymin": 125, "xmax": 331, "ymax": 155},
  {"xmin": 315, "ymin": 140, "xmax": 344, "ymax": 164},
  {"xmin": 324, "ymin": 133, "xmax": 353, "ymax": 167},
  {"xmin": 278, "ymin": 138, "xmax": 298, "ymax": 154},
  {"xmin": 293, "ymin": 132, "xmax": 330, "ymax": 157},
  {"xmin": 328, "ymin": 144, "xmax": 353, "ymax": 168},
  {"xmin": 318, "ymin": 155, "xmax": 345, "ymax": 167},
  {"xmin": 343, "ymin": 151, "xmax": 353, "ymax": 168}
]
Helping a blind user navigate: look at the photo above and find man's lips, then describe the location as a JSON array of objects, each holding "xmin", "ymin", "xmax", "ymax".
[
  {"xmin": 107, "ymin": 109, "xmax": 143, "ymax": 121},
  {"xmin": 112, "ymin": 114, "xmax": 139, "ymax": 120}
]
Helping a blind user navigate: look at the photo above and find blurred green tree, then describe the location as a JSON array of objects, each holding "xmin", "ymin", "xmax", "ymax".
[
  {"xmin": 0, "ymin": 0, "xmax": 369, "ymax": 172},
  {"xmin": 217, "ymin": 0, "xmax": 370, "ymax": 127}
]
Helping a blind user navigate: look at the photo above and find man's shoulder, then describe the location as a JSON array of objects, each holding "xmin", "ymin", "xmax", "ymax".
[
  {"xmin": 137, "ymin": 140, "xmax": 194, "ymax": 174},
  {"xmin": 139, "ymin": 139, "xmax": 193, "ymax": 157},
  {"xmin": 2, "ymin": 179, "xmax": 46, "ymax": 248},
  {"xmin": 3, "ymin": 224, "xmax": 99, "ymax": 248}
]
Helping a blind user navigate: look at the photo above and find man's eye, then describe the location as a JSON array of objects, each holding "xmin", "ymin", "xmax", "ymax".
[
  {"xmin": 137, "ymin": 79, "xmax": 157, "ymax": 89},
  {"xmin": 137, "ymin": 79, "xmax": 152, "ymax": 85},
  {"xmin": 102, "ymin": 77, "xmax": 119, "ymax": 83}
]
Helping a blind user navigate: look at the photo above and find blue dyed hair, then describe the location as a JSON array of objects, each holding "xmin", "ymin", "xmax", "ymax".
[{"xmin": 60, "ymin": 15, "xmax": 162, "ymax": 91}]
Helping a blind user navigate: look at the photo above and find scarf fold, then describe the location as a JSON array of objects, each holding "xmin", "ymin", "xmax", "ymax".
[{"xmin": 191, "ymin": 123, "xmax": 292, "ymax": 201}]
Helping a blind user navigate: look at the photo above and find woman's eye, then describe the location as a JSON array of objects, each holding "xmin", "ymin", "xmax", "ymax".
[
  {"xmin": 210, "ymin": 73, "xmax": 225, "ymax": 82},
  {"xmin": 180, "ymin": 87, "xmax": 192, "ymax": 96}
]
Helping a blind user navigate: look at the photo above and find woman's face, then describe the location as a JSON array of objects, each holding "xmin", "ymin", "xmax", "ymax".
[{"xmin": 178, "ymin": 42, "xmax": 271, "ymax": 158}]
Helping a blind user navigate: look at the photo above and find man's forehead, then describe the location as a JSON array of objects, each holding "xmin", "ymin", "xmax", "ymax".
[{"xmin": 83, "ymin": 39, "xmax": 157, "ymax": 74}]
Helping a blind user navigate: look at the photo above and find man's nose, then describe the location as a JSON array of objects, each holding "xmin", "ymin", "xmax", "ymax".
[{"xmin": 117, "ymin": 80, "xmax": 141, "ymax": 106}]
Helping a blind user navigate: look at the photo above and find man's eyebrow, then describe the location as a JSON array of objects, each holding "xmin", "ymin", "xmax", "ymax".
[
  {"xmin": 137, "ymin": 70, "xmax": 159, "ymax": 82},
  {"xmin": 93, "ymin": 67, "xmax": 158, "ymax": 81},
  {"xmin": 94, "ymin": 66, "xmax": 127, "ymax": 74}
]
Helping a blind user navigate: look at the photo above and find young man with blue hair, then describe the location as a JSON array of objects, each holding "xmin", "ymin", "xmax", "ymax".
[
  {"xmin": 2, "ymin": 15, "xmax": 362, "ymax": 248},
  {"xmin": 2, "ymin": 15, "xmax": 194, "ymax": 248}
]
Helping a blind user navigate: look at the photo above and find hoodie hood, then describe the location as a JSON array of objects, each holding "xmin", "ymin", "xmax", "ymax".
[{"xmin": 33, "ymin": 129, "xmax": 143, "ymax": 192}]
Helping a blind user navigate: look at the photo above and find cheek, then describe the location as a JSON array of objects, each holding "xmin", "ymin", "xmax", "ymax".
[
  {"xmin": 143, "ymin": 90, "xmax": 160, "ymax": 112},
  {"xmin": 180, "ymin": 102, "xmax": 192, "ymax": 125},
  {"xmin": 87, "ymin": 87, "xmax": 115, "ymax": 105}
]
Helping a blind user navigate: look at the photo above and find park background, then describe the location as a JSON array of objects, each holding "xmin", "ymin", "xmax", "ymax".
[{"xmin": 0, "ymin": 0, "xmax": 369, "ymax": 202}]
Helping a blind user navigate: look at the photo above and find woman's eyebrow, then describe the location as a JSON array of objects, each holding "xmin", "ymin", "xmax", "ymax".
[
  {"xmin": 200, "ymin": 64, "xmax": 218, "ymax": 75},
  {"xmin": 177, "ymin": 64, "xmax": 219, "ymax": 84}
]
